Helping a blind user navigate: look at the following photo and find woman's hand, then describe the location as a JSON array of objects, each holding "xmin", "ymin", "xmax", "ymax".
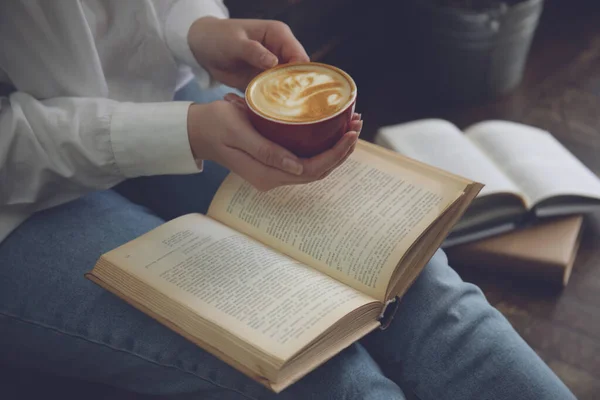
[
  {"xmin": 187, "ymin": 17, "xmax": 310, "ymax": 90},
  {"xmin": 187, "ymin": 99, "xmax": 362, "ymax": 192},
  {"xmin": 185, "ymin": 17, "xmax": 361, "ymax": 191}
]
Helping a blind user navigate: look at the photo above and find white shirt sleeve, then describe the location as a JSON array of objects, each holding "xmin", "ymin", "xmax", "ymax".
[
  {"xmin": 162, "ymin": 0, "xmax": 229, "ymax": 88},
  {"xmin": 0, "ymin": 92, "xmax": 199, "ymax": 214}
]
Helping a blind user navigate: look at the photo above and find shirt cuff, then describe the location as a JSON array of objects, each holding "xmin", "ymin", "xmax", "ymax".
[
  {"xmin": 110, "ymin": 102, "xmax": 202, "ymax": 177},
  {"xmin": 164, "ymin": 0, "xmax": 229, "ymax": 88}
]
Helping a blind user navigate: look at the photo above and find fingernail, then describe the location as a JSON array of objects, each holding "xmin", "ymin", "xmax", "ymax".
[
  {"xmin": 233, "ymin": 101, "xmax": 246, "ymax": 110},
  {"xmin": 358, "ymin": 113, "xmax": 362, "ymax": 120},
  {"xmin": 347, "ymin": 131, "xmax": 359, "ymax": 144},
  {"xmin": 282, "ymin": 158, "xmax": 303, "ymax": 175},
  {"xmin": 357, "ymin": 120, "xmax": 364, "ymax": 132},
  {"xmin": 290, "ymin": 56, "xmax": 310, "ymax": 63},
  {"xmin": 261, "ymin": 53, "xmax": 278, "ymax": 68}
]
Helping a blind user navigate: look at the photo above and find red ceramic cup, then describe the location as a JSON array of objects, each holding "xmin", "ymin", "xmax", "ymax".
[{"xmin": 245, "ymin": 62, "xmax": 357, "ymax": 158}]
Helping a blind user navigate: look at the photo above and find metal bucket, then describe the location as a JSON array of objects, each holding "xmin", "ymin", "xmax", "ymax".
[{"xmin": 408, "ymin": 0, "xmax": 544, "ymax": 104}]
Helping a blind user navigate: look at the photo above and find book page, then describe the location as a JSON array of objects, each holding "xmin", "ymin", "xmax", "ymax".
[
  {"xmin": 376, "ymin": 119, "xmax": 520, "ymax": 198},
  {"xmin": 465, "ymin": 121, "xmax": 600, "ymax": 208},
  {"xmin": 208, "ymin": 141, "xmax": 467, "ymax": 301},
  {"xmin": 102, "ymin": 214, "xmax": 375, "ymax": 362}
]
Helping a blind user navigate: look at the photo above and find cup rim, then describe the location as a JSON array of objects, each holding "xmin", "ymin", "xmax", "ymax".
[{"xmin": 244, "ymin": 62, "xmax": 357, "ymax": 125}]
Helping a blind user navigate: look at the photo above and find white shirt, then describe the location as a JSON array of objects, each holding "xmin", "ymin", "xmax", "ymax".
[{"xmin": 0, "ymin": 0, "xmax": 229, "ymax": 243}]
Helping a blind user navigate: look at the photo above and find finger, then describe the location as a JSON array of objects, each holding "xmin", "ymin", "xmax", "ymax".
[
  {"xmin": 223, "ymin": 147, "xmax": 311, "ymax": 191},
  {"xmin": 224, "ymin": 109, "xmax": 304, "ymax": 176},
  {"xmin": 351, "ymin": 113, "xmax": 361, "ymax": 121},
  {"xmin": 224, "ymin": 93, "xmax": 248, "ymax": 109},
  {"xmin": 320, "ymin": 139, "xmax": 357, "ymax": 180},
  {"xmin": 263, "ymin": 21, "xmax": 309, "ymax": 63},
  {"xmin": 240, "ymin": 39, "xmax": 278, "ymax": 70},
  {"xmin": 302, "ymin": 131, "xmax": 358, "ymax": 178},
  {"xmin": 224, "ymin": 93, "xmax": 244, "ymax": 102},
  {"xmin": 225, "ymin": 97, "xmax": 246, "ymax": 112},
  {"xmin": 349, "ymin": 120, "xmax": 363, "ymax": 135}
]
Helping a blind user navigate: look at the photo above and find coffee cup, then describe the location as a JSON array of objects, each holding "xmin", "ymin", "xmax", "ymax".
[{"xmin": 245, "ymin": 62, "xmax": 357, "ymax": 158}]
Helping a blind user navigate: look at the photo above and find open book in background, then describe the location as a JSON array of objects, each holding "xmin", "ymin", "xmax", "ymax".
[
  {"xmin": 446, "ymin": 215, "xmax": 584, "ymax": 287},
  {"xmin": 375, "ymin": 119, "xmax": 600, "ymax": 247},
  {"xmin": 86, "ymin": 140, "xmax": 481, "ymax": 393}
]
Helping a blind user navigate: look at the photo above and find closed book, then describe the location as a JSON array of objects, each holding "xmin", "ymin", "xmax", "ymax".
[{"xmin": 446, "ymin": 216, "xmax": 583, "ymax": 286}]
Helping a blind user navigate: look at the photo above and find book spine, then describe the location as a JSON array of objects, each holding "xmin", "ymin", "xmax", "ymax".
[{"xmin": 379, "ymin": 297, "xmax": 400, "ymax": 330}]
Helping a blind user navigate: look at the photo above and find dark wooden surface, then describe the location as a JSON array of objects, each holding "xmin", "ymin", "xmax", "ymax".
[{"xmin": 272, "ymin": 0, "xmax": 600, "ymax": 398}]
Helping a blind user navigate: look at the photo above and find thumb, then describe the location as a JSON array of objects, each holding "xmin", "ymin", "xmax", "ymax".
[
  {"xmin": 224, "ymin": 93, "xmax": 248, "ymax": 110},
  {"xmin": 241, "ymin": 39, "xmax": 278, "ymax": 69}
]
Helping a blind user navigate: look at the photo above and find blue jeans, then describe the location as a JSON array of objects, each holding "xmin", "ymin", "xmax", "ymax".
[{"xmin": 0, "ymin": 83, "xmax": 575, "ymax": 400}]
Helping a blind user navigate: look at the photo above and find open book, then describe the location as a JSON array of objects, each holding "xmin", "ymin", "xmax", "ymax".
[
  {"xmin": 375, "ymin": 119, "xmax": 600, "ymax": 246},
  {"xmin": 86, "ymin": 140, "xmax": 481, "ymax": 392}
]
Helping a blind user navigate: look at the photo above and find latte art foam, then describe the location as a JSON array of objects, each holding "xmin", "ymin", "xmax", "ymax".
[{"xmin": 247, "ymin": 64, "xmax": 355, "ymax": 123}]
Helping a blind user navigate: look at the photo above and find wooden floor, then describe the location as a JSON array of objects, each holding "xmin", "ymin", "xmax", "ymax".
[{"xmin": 308, "ymin": 1, "xmax": 600, "ymax": 398}]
